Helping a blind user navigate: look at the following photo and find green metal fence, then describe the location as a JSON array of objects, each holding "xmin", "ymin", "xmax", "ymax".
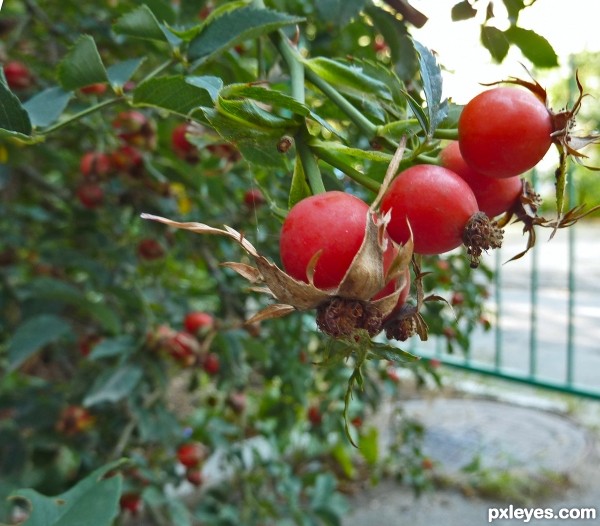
[{"xmin": 416, "ymin": 167, "xmax": 600, "ymax": 400}]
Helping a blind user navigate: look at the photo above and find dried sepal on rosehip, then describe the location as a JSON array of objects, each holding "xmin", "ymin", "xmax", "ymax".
[
  {"xmin": 141, "ymin": 140, "xmax": 413, "ymax": 341},
  {"xmin": 484, "ymin": 71, "xmax": 600, "ymax": 219}
]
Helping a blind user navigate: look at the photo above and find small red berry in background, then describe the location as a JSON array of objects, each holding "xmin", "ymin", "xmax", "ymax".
[
  {"xmin": 56, "ymin": 406, "xmax": 95, "ymax": 436},
  {"xmin": 185, "ymin": 468, "xmax": 203, "ymax": 487},
  {"xmin": 167, "ymin": 331, "xmax": 200, "ymax": 366},
  {"xmin": 202, "ymin": 352, "xmax": 220, "ymax": 375},
  {"xmin": 243, "ymin": 188, "xmax": 266, "ymax": 209},
  {"xmin": 112, "ymin": 110, "xmax": 156, "ymax": 150},
  {"xmin": 421, "ymin": 457, "xmax": 434, "ymax": 470},
  {"xmin": 137, "ymin": 238, "xmax": 165, "ymax": 261},
  {"xmin": 76, "ymin": 182, "xmax": 104, "ymax": 209},
  {"xmin": 307, "ymin": 405, "xmax": 322, "ymax": 426},
  {"xmin": 184, "ymin": 311, "xmax": 214, "ymax": 334},
  {"xmin": 80, "ymin": 151, "xmax": 112, "ymax": 180},
  {"xmin": 450, "ymin": 291, "xmax": 465, "ymax": 306},
  {"xmin": 177, "ymin": 442, "xmax": 207, "ymax": 468},
  {"xmin": 171, "ymin": 123, "xmax": 199, "ymax": 163},
  {"xmin": 78, "ymin": 334, "xmax": 102, "ymax": 357},
  {"xmin": 80, "ymin": 82, "xmax": 107, "ymax": 95},
  {"xmin": 111, "ymin": 144, "xmax": 144, "ymax": 178},
  {"xmin": 119, "ymin": 493, "xmax": 143, "ymax": 516},
  {"xmin": 3, "ymin": 61, "xmax": 32, "ymax": 90}
]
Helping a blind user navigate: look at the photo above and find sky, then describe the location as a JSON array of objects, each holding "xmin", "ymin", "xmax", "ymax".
[{"xmin": 408, "ymin": 0, "xmax": 600, "ymax": 104}]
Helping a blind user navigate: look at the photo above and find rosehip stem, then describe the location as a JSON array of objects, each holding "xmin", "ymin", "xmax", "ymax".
[
  {"xmin": 432, "ymin": 128, "xmax": 459, "ymax": 140},
  {"xmin": 40, "ymin": 97, "xmax": 122, "ymax": 135}
]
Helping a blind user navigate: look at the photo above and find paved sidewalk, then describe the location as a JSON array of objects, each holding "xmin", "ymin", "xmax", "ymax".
[{"xmin": 343, "ymin": 390, "xmax": 600, "ymax": 526}]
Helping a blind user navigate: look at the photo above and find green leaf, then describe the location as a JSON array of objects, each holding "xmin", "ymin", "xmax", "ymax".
[
  {"xmin": 315, "ymin": 0, "xmax": 367, "ymax": 27},
  {"xmin": 57, "ymin": 35, "xmax": 108, "ymax": 91},
  {"xmin": 84, "ymin": 365, "xmax": 143, "ymax": 406},
  {"xmin": 8, "ymin": 315, "xmax": 71, "ymax": 371},
  {"xmin": 106, "ymin": 58, "xmax": 146, "ymax": 88},
  {"xmin": 202, "ymin": 107, "xmax": 288, "ymax": 167},
  {"xmin": 188, "ymin": 6, "xmax": 304, "ymax": 63},
  {"xmin": 23, "ymin": 87, "xmax": 72, "ymax": 128},
  {"xmin": 358, "ymin": 426, "xmax": 379, "ymax": 466},
  {"xmin": 504, "ymin": 26, "xmax": 558, "ymax": 68},
  {"xmin": 9, "ymin": 460, "xmax": 125, "ymax": 526},
  {"xmin": 89, "ymin": 335, "xmax": 136, "ymax": 360},
  {"xmin": 289, "ymin": 154, "xmax": 311, "ymax": 208},
  {"xmin": 502, "ymin": 0, "xmax": 525, "ymax": 23},
  {"xmin": 368, "ymin": 341, "xmax": 419, "ymax": 363},
  {"xmin": 218, "ymin": 98, "xmax": 297, "ymax": 129},
  {"xmin": 304, "ymin": 57, "xmax": 392, "ymax": 102},
  {"xmin": 0, "ymin": 82, "xmax": 32, "ymax": 135},
  {"xmin": 186, "ymin": 76, "xmax": 224, "ymax": 103},
  {"xmin": 414, "ymin": 41, "xmax": 448, "ymax": 135},
  {"xmin": 133, "ymin": 75, "xmax": 215, "ymax": 116},
  {"xmin": 451, "ymin": 0, "xmax": 477, "ymax": 21},
  {"xmin": 113, "ymin": 4, "xmax": 169, "ymax": 42},
  {"xmin": 144, "ymin": 0, "xmax": 177, "ymax": 25},
  {"xmin": 221, "ymin": 84, "xmax": 310, "ymax": 117},
  {"xmin": 481, "ymin": 25, "xmax": 510, "ymax": 63}
]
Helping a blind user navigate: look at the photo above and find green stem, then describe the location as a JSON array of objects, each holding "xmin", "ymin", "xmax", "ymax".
[
  {"xmin": 271, "ymin": 31, "xmax": 305, "ymax": 104},
  {"xmin": 432, "ymin": 128, "xmax": 459, "ymax": 140},
  {"xmin": 303, "ymin": 67, "xmax": 377, "ymax": 139},
  {"xmin": 297, "ymin": 128, "xmax": 326, "ymax": 194},
  {"xmin": 310, "ymin": 142, "xmax": 380, "ymax": 194},
  {"xmin": 40, "ymin": 97, "xmax": 122, "ymax": 135}
]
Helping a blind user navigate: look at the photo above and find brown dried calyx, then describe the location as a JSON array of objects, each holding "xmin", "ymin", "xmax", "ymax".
[
  {"xmin": 462, "ymin": 212, "xmax": 504, "ymax": 269},
  {"xmin": 142, "ymin": 138, "xmax": 414, "ymax": 341}
]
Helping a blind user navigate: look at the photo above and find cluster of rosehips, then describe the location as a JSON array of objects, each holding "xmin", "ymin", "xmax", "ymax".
[
  {"xmin": 278, "ymin": 85, "xmax": 563, "ymax": 341},
  {"xmin": 147, "ymin": 311, "xmax": 220, "ymax": 373},
  {"xmin": 176, "ymin": 441, "xmax": 208, "ymax": 487}
]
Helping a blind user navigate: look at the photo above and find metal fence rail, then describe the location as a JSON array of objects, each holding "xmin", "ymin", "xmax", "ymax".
[{"xmin": 415, "ymin": 169, "xmax": 600, "ymax": 399}]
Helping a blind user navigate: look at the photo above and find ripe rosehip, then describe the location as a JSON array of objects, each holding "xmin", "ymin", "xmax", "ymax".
[
  {"xmin": 183, "ymin": 311, "xmax": 214, "ymax": 334},
  {"xmin": 80, "ymin": 151, "xmax": 112, "ymax": 180},
  {"xmin": 111, "ymin": 144, "xmax": 144, "ymax": 178},
  {"xmin": 171, "ymin": 123, "xmax": 199, "ymax": 163},
  {"xmin": 458, "ymin": 87, "xmax": 552, "ymax": 178},
  {"xmin": 56, "ymin": 406, "xmax": 95, "ymax": 436},
  {"xmin": 280, "ymin": 191, "xmax": 396, "ymax": 291},
  {"xmin": 177, "ymin": 442, "xmax": 207, "ymax": 468},
  {"xmin": 203, "ymin": 353, "xmax": 220, "ymax": 375},
  {"xmin": 243, "ymin": 188, "xmax": 266, "ymax": 209},
  {"xmin": 119, "ymin": 493, "xmax": 142, "ymax": 516},
  {"xmin": 440, "ymin": 141, "xmax": 522, "ymax": 218},
  {"xmin": 186, "ymin": 468, "xmax": 203, "ymax": 487},
  {"xmin": 137, "ymin": 238, "xmax": 165, "ymax": 261},
  {"xmin": 76, "ymin": 182, "xmax": 104, "ymax": 209},
  {"xmin": 80, "ymin": 82, "xmax": 107, "ymax": 95},
  {"xmin": 307, "ymin": 405, "xmax": 322, "ymax": 426},
  {"xmin": 167, "ymin": 331, "xmax": 200, "ymax": 366},
  {"xmin": 3, "ymin": 61, "xmax": 32, "ymax": 90},
  {"xmin": 112, "ymin": 111, "xmax": 156, "ymax": 150}
]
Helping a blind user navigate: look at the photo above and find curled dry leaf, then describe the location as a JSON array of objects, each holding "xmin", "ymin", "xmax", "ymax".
[{"xmin": 141, "ymin": 138, "xmax": 414, "ymax": 339}]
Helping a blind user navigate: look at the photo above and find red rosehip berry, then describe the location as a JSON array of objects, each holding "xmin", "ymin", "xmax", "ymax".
[
  {"xmin": 183, "ymin": 311, "xmax": 214, "ymax": 334},
  {"xmin": 3, "ymin": 61, "xmax": 32, "ymax": 90},
  {"xmin": 177, "ymin": 442, "xmax": 207, "ymax": 468},
  {"xmin": 76, "ymin": 182, "xmax": 104, "ymax": 209},
  {"xmin": 80, "ymin": 151, "xmax": 112, "ymax": 179},
  {"xmin": 137, "ymin": 238, "xmax": 165, "ymax": 261},
  {"xmin": 203, "ymin": 353, "xmax": 220, "ymax": 375},
  {"xmin": 243, "ymin": 188, "xmax": 265, "ymax": 209}
]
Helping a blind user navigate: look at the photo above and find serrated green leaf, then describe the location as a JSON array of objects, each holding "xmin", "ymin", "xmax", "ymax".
[
  {"xmin": 10, "ymin": 460, "xmax": 125, "ymax": 526},
  {"xmin": 23, "ymin": 87, "xmax": 72, "ymax": 128},
  {"xmin": 414, "ymin": 40, "xmax": 448, "ymax": 135},
  {"xmin": 107, "ymin": 58, "xmax": 146, "ymax": 88},
  {"xmin": 0, "ymin": 82, "xmax": 32, "ymax": 135},
  {"xmin": 504, "ymin": 26, "xmax": 558, "ymax": 68},
  {"xmin": 218, "ymin": 98, "xmax": 297, "ymax": 129},
  {"xmin": 144, "ymin": 0, "xmax": 177, "ymax": 24},
  {"xmin": 133, "ymin": 75, "xmax": 215, "ymax": 116},
  {"xmin": 169, "ymin": 1, "xmax": 248, "ymax": 41},
  {"xmin": 502, "ymin": 0, "xmax": 525, "ymax": 22},
  {"xmin": 358, "ymin": 426, "xmax": 379, "ymax": 466},
  {"xmin": 481, "ymin": 25, "xmax": 510, "ymax": 63},
  {"xmin": 368, "ymin": 341, "xmax": 419, "ymax": 363},
  {"xmin": 400, "ymin": 88, "xmax": 428, "ymax": 136},
  {"xmin": 222, "ymin": 84, "xmax": 310, "ymax": 117},
  {"xmin": 304, "ymin": 57, "xmax": 392, "ymax": 102},
  {"xmin": 315, "ymin": 0, "xmax": 367, "ymax": 27},
  {"xmin": 202, "ymin": 107, "xmax": 287, "ymax": 167},
  {"xmin": 57, "ymin": 35, "xmax": 108, "ymax": 91},
  {"xmin": 451, "ymin": 0, "xmax": 477, "ymax": 21},
  {"xmin": 188, "ymin": 6, "xmax": 304, "ymax": 63},
  {"xmin": 113, "ymin": 4, "xmax": 169, "ymax": 42},
  {"xmin": 186, "ymin": 75, "xmax": 223, "ymax": 102},
  {"xmin": 289, "ymin": 154, "xmax": 311, "ymax": 208},
  {"xmin": 84, "ymin": 365, "xmax": 143, "ymax": 406},
  {"xmin": 8, "ymin": 315, "xmax": 72, "ymax": 371}
]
